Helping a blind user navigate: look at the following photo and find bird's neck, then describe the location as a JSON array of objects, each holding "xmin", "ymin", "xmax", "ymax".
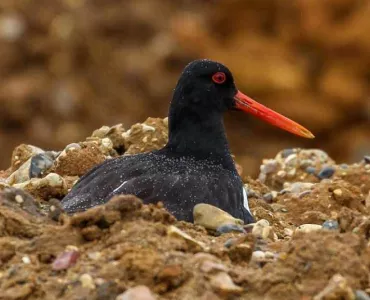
[{"xmin": 162, "ymin": 108, "xmax": 236, "ymax": 170}]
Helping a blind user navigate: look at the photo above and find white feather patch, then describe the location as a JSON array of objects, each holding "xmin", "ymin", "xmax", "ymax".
[
  {"xmin": 113, "ymin": 180, "xmax": 128, "ymax": 193},
  {"xmin": 242, "ymin": 188, "xmax": 251, "ymax": 214}
]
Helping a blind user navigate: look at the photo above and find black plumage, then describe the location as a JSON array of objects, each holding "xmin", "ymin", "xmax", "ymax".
[{"xmin": 62, "ymin": 59, "xmax": 258, "ymax": 223}]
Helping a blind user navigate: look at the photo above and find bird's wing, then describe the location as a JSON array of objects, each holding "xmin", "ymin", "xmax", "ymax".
[{"xmin": 61, "ymin": 153, "xmax": 155, "ymax": 213}]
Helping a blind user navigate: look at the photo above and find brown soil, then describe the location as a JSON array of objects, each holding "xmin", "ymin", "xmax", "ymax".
[{"xmin": 1, "ymin": 121, "xmax": 370, "ymax": 299}]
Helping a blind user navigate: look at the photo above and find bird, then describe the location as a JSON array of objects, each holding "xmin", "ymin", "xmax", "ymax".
[{"xmin": 61, "ymin": 59, "xmax": 314, "ymax": 224}]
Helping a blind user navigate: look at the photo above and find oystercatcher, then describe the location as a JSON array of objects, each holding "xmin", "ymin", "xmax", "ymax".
[{"xmin": 62, "ymin": 59, "xmax": 314, "ymax": 223}]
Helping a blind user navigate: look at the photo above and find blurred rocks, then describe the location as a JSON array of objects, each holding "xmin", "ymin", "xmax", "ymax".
[{"xmin": 0, "ymin": 0, "xmax": 369, "ymax": 178}]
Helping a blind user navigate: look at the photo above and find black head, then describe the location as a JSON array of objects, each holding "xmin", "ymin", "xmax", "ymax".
[
  {"xmin": 169, "ymin": 59, "xmax": 237, "ymax": 118},
  {"xmin": 168, "ymin": 59, "xmax": 314, "ymax": 143}
]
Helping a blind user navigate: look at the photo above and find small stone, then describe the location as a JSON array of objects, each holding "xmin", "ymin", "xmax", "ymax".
[
  {"xmin": 289, "ymin": 182, "xmax": 314, "ymax": 194},
  {"xmin": 262, "ymin": 193, "xmax": 273, "ymax": 203},
  {"xmin": 193, "ymin": 203, "xmax": 243, "ymax": 231},
  {"xmin": 167, "ymin": 226, "xmax": 208, "ymax": 251},
  {"xmin": 300, "ymin": 159, "xmax": 314, "ymax": 168},
  {"xmin": 200, "ymin": 260, "xmax": 228, "ymax": 273},
  {"xmin": 65, "ymin": 143, "xmax": 82, "ymax": 151},
  {"xmin": 116, "ymin": 285, "xmax": 156, "ymax": 300},
  {"xmin": 15, "ymin": 194, "xmax": 23, "ymax": 204},
  {"xmin": 277, "ymin": 170, "xmax": 286, "ymax": 178},
  {"xmin": 247, "ymin": 188, "xmax": 259, "ymax": 198},
  {"xmin": 210, "ymin": 272, "xmax": 243, "ymax": 295},
  {"xmin": 29, "ymin": 153, "xmax": 54, "ymax": 178},
  {"xmin": 333, "ymin": 189, "xmax": 343, "ymax": 197},
  {"xmin": 22, "ymin": 256, "xmax": 31, "ymax": 264},
  {"xmin": 252, "ymin": 219, "xmax": 271, "ymax": 239},
  {"xmin": 284, "ymin": 153, "xmax": 297, "ymax": 167},
  {"xmin": 281, "ymin": 148, "xmax": 295, "ymax": 158},
  {"xmin": 264, "ymin": 251, "xmax": 275, "ymax": 259},
  {"xmin": 313, "ymin": 274, "xmax": 355, "ymax": 300},
  {"xmin": 340, "ymin": 164, "xmax": 349, "ymax": 169},
  {"xmin": 79, "ymin": 273, "xmax": 95, "ymax": 290},
  {"xmin": 287, "ymin": 168, "xmax": 296, "ymax": 178},
  {"xmin": 317, "ymin": 166, "xmax": 336, "ymax": 179},
  {"xmin": 284, "ymin": 228, "xmax": 294, "ymax": 237},
  {"xmin": 364, "ymin": 156, "xmax": 370, "ymax": 164},
  {"xmin": 251, "ymin": 251, "xmax": 266, "ymax": 262},
  {"xmin": 224, "ymin": 238, "xmax": 237, "ymax": 248},
  {"xmin": 355, "ymin": 290, "xmax": 370, "ymax": 300},
  {"xmin": 366, "ymin": 192, "xmax": 370, "ymax": 208},
  {"xmin": 322, "ymin": 220, "xmax": 339, "ymax": 230},
  {"xmin": 260, "ymin": 159, "xmax": 279, "ymax": 174},
  {"xmin": 295, "ymin": 224, "xmax": 322, "ymax": 233},
  {"xmin": 305, "ymin": 166, "xmax": 316, "ymax": 174},
  {"xmin": 52, "ymin": 250, "xmax": 80, "ymax": 271},
  {"xmin": 216, "ymin": 224, "xmax": 245, "ymax": 235},
  {"xmin": 299, "ymin": 190, "xmax": 312, "ymax": 198},
  {"xmin": 0, "ymin": 13, "xmax": 26, "ymax": 41},
  {"xmin": 87, "ymin": 252, "xmax": 102, "ymax": 260}
]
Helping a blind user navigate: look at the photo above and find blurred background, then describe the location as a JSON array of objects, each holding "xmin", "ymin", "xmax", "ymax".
[{"xmin": 0, "ymin": 0, "xmax": 369, "ymax": 176}]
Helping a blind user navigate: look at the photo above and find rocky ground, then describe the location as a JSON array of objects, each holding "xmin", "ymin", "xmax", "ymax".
[{"xmin": 0, "ymin": 118, "xmax": 370, "ymax": 300}]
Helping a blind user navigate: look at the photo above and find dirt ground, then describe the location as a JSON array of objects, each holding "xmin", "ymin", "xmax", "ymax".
[{"xmin": 1, "ymin": 118, "xmax": 370, "ymax": 300}]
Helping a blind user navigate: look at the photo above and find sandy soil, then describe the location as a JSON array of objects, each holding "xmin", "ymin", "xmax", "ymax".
[{"xmin": 0, "ymin": 119, "xmax": 370, "ymax": 300}]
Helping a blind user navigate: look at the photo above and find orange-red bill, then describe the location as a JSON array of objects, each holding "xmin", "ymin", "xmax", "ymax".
[{"xmin": 234, "ymin": 90, "xmax": 315, "ymax": 139}]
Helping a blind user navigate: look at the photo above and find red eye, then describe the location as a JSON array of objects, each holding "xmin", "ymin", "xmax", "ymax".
[{"xmin": 212, "ymin": 72, "xmax": 226, "ymax": 84}]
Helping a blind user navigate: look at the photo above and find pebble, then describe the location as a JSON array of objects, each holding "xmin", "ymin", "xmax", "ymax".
[
  {"xmin": 224, "ymin": 238, "xmax": 237, "ymax": 248},
  {"xmin": 264, "ymin": 251, "xmax": 275, "ymax": 259},
  {"xmin": 262, "ymin": 193, "xmax": 273, "ymax": 203},
  {"xmin": 209, "ymin": 272, "xmax": 243, "ymax": 295},
  {"xmin": 52, "ymin": 250, "xmax": 80, "ymax": 271},
  {"xmin": 216, "ymin": 224, "xmax": 245, "ymax": 235},
  {"xmin": 301, "ymin": 149, "xmax": 329, "ymax": 163},
  {"xmin": 364, "ymin": 156, "xmax": 370, "ymax": 164},
  {"xmin": 7, "ymin": 158, "xmax": 33, "ymax": 184},
  {"xmin": 281, "ymin": 148, "xmax": 295, "ymax": 158},
  {"xmin": 333, "ymin": 189, "xmax": 343, "ymax": 197},
  {"xmin": 116, "ymin": 285, "xmax": 156, "ymax": 300},
  {"xmin": 284, "ymin": 228, "xmax": 294, "ymax": 237},
  {"xmin": 13, "ymin": 173, "xmax": 66, "ymax": 195},
  {"xmin": 200, "ymin": 260, "xmax": 228, "ymax": 273},
  {"xmin": 322, "ymin": 220, "xmax": 339, "ymax": 230},
  {"xmin": 300, "ymin": 159, "xmax": 314, "ymax": 168},
  {"xmin": 284, "ymin": 153, "xmax": 297, "ymax": 167},
  {"xmin": 79, "ymin": 273, "xmax": 96, "ymax": 290},
  {"xmin": 313, "ymin": 274, "xmax": 355, "ymax": 300},
  {"xmin": 29, "ymin": 152, "xmax": 54, "ymax": 178},
  {"xmin": 299, "ymin": 190, "xmax": 312, "ymax": 198},
  {"xmin": 295, "ymin": 224, "xmax": 322, "ymax": 233},
  {"xmin": 277, "ymin": 170, "xmax": 286, "ymax": 178},
  {"xmin": 251, "ymin": 251, "xmax": 266, "ymax": 263},
  {"xmin": 260, "ymin": 159, "xmax": 279, "ymax": 174},
  {"xmin": 65, "ymin": 143, "xmax": 82, "ymax": 151},
  {"xmin": 366, "ymin": 192, "xmax": 370, "ymax": 208},
  {"xmin": 317, "ymin": 166, "xmax": 336, "ymax": 179},
  {"xmin": 0, "ymin": 13, "xmax": 26, "ymax": 41},
  {"xmin": 22, "ymin": 256, "xmax": 31, "ymax": 264},
  {"xmin": 247, "ymin": 188, "xmax": 259, "ymax": 198},
  {"xmin": 167, "ymin": 225, "xmax": 208, "ymax": 251},
  {"xmin": 284, "ymin": 182, "xmax": 314, "ymax": 194},
  {"xmin": 193, "ymin": 203, "xmax": 243, "ymax": 231},
  {"xmin": 355, "ymin": 290, "xmax": 370, "ymax": 300},
  {"xmin": 305, "ymin": 166, "xmax": 316, "ymax": 174},
  {"xmin": 87, "ymin": 252, "xmax": 102, "ymax": 260},
  {"xmin": 15, "ymin": 194, "xmax": 23, "ymax": 204},
  {"xmin": 252, "ymin": 219, "xmax": 271, "ymax": 239}
]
